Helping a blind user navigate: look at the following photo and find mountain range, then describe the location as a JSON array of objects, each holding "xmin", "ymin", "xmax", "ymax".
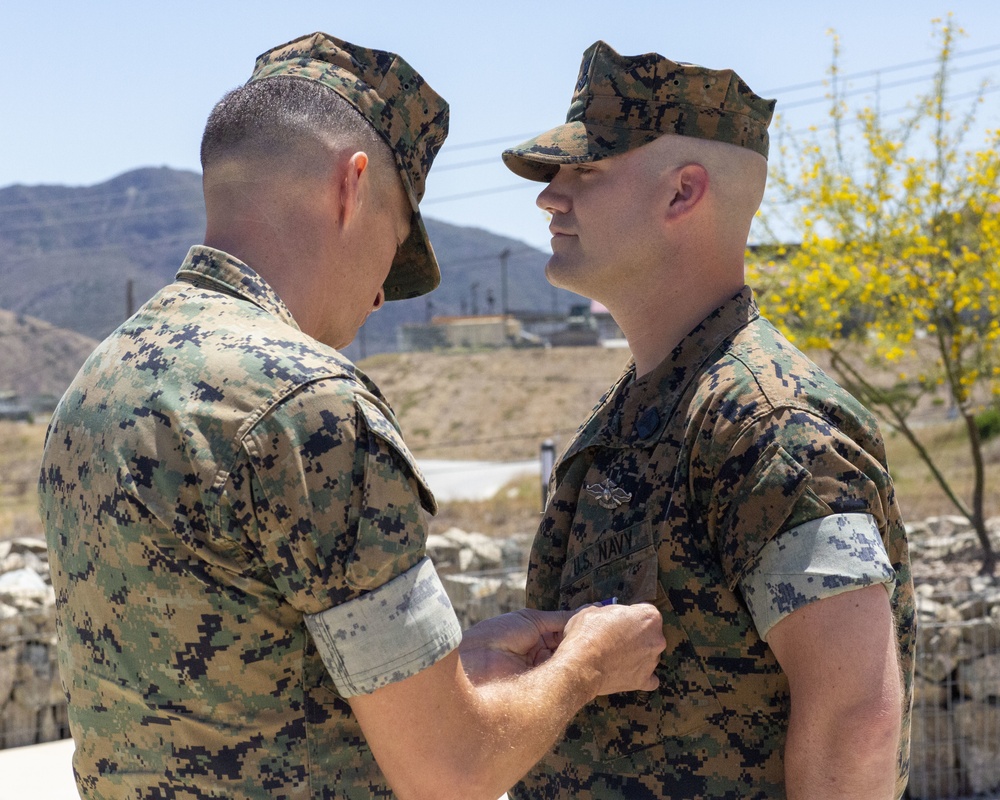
[{"xmin": 0, "ymin": 167, "xmax": 578, "ymax": 372}]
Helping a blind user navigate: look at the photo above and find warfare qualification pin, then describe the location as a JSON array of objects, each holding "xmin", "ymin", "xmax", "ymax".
[{"xmin": 585, "ymin": 478, "xmax": 632, "ymax": 510}]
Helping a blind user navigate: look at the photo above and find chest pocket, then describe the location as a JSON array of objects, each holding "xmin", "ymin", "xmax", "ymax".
[
  {"xmin": 559, "ymin": 520, "xmax": 723, "ymax": 765},
  {"xmin": 560, "ymin": 521, "xmax": 658, "ymax": 606}
]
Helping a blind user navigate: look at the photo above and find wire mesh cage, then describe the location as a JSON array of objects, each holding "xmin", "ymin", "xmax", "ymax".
[
  {"xmin": 0, "ymin": 604, "xmax": 68, "ymax": 750},
  {"xmin": 909, "ymin": 586, "xmax": 1000, "ymax": 799}
]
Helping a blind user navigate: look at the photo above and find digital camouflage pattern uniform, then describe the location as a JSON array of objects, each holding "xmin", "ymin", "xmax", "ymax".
[
  {"xmin": 37, "ymin": 33, "xmax": 458, "ymax": 800},
  {"xmin": 38, "ymin": 246, "xmax": 462, "ymax": 799},
  {"xmin": 502, "ymin": 42, "xmax": 914, "ymax": 800},
  {"xmin": 510, "ymin": 289, "xmax": 914, "ymax": 799}
]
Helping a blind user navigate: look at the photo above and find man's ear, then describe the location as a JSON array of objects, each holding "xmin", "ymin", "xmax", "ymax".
[
  {"xmin": 339, "ymin": 151, "xmax": 370, "ymax": 226},
  {"xmin": 664, "ymin": 163, "xmax": 708, "ymax": 219}
]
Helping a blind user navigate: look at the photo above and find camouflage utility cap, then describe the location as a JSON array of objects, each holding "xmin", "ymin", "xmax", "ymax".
[
  {"xmin": 503, "ymin": 40, "xmax": 776, "ymax": 182},
  {"xmin": 250, "ymin": 32, "xmax": 448, "ymax": 300}
]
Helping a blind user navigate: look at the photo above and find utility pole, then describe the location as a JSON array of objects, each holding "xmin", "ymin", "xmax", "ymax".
[
  {"xmin": 499, "ymin": 248, "xmax": 511, "ymax": 318},
  {"xmin": 126, "ymin": 278, "xmax": 135, "ymax": 319},
  {"xmin": 539, "ymin": 438, "xmax": 556, "ymax": 509}
]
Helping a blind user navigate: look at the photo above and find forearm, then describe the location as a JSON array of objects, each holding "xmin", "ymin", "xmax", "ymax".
[
  {"xmin": 446, "ymin": 607, "xmax": 662, "ymax": 798},
  {"xmin": 361, "ymin": 649, "xmax": 598, "ymax": 800},
  {"xmin": 458, "ymin": 610, "xmax": 564, "ymax": 684},
  {"xmin": 454, "ymin": 649, "xmax": 601, "ymax": 795}
]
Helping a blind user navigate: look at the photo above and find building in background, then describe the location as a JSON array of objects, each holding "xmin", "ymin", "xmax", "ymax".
[{"xmin": 398, "ymin": 300, "xmax": 625, "ymax": 352}]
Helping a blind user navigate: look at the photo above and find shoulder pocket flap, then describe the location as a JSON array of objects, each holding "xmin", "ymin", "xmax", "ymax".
[
  {"xmin": 718, "ymin": 442, "xmax": 811, "ymax": 589},
  {"xmin": 356, "ymin": 396, "xmax": 436, "ymax": 515}
]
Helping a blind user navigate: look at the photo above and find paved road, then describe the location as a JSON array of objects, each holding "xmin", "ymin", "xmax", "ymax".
[
  {"xmin": 418, "ymin": 458, "xmax": 540, "ymax": 502},
  {"xmin": 0, "ymin": 738, "xmax": 75, "ymax": 800}
]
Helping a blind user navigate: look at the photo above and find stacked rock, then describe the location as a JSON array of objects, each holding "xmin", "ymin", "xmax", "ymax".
[{"xmin": 0, "ymin": 537, "xmax": 65, "ymax": 748}]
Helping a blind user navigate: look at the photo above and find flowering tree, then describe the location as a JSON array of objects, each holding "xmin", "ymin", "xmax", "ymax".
[{"xmin": 750, "ymin": 17, "xmax": 1000, "ymax": 574}]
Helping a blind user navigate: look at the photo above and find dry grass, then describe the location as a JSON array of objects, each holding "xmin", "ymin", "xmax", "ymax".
[
  {"xmin": 361, "ymin": 347, "xmax": 631, "ymax": 461},
  {"xmin": 883, "ymin": 420, "xmax": 1000, "ymax": 523},
  {"xmin": 0, "ymin": 421, "xmax": 47, "ymax": 541},
  {"xmin": 427, "ymin": 474, "xmax": 544, "ymax": 538},
  {"xmin": 431, "ymin": 425, "xmax": 1000, "ymax": 541}
]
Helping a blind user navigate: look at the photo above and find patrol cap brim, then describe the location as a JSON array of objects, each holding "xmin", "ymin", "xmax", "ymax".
[
  {"xmin": 502, "ymin": 120, "xmax": 663, "ymax": 183},
  {"xmin": 386, "ymin": 198, "xmax": 439, "ymax": 301}
]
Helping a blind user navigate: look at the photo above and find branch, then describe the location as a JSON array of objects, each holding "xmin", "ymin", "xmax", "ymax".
[{"xmin": 828, "ymin": 351, "xmax": 974, "ymax": 521}]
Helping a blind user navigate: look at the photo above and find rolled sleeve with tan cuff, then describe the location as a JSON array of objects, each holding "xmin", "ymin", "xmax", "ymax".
[
  {"xmin": 305, "ymin": 556, "xmax": 462, "ymax": 697},
  {"xmin": 739, "ymin": 512, "xmax": 896, "ymax": 641}
]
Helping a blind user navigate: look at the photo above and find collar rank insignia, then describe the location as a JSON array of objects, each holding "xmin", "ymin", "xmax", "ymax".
[{"xmin": 585, "ymin": 478, "xmax": 632, "ymax": 510}]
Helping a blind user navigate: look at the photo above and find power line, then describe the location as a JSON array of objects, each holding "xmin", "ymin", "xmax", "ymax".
[
  {"xmin": 785, "ymin": 83, "xmax": 1000, "ymax": 136},
  {"xmin": 762, "ymin": 41, "xmax": 1000, "ymax": 95},
  {"xmin": 434, "ymin": 156, "xmax": 501, "ymax": 172},
  {"xmin": 0, "ymin": 235, "xmax": 539, "ymax": 275},
  {"xmin": 0, "ymin": 202, "xmax": 205, "ymax": 233},
  {"xmin": 778, "ymin": 58, "xmax": 1000, "ymax": 111},
  {"xmin": 430, "ymin": 82, "xmax": 1000, "ymax": 205},
  {"xmin": 0, "ymin": 177, "xmax": 532, "ymax": 219},
  {"xmin": 0, "ymin": 234, "xmax": 194, "ymax": 261},
  {"xmin": 423, "ymin": 183, "xmax": 535, "ymax": 205},
  {"xmin": 0, "ymin": 183, "xmax": 201, "ymax": 214},
  {"xmin": 437, "ymin": 244, "xmax": 542, "ymax": 269},
  {"xmin": 431, "ymin": 43, "xmax": 1000, "ymax": 155},
  {"xmin": 442, "ymin": 133, "xmax": 540, "ymax": 152}
]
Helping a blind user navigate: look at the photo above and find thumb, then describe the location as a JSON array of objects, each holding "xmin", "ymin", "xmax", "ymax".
[{"xmin": 523, "ymin": 608, "xmax": 574, "ymax": 636}]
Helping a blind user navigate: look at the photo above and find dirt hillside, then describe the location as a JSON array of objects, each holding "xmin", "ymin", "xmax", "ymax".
[
  {"xmin": 0, "ymin": 310, "xmax": 96, "ymax": 400},
  {"xmin": 360, "ymin": 347, "xmax": 633, "ymax": 462}
]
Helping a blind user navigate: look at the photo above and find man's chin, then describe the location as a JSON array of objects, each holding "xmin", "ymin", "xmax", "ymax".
[
  {"xmin": 544, "ymin": 257, "xmax": 582, "ymax": 294},
  {"xmin": 326, "ymin": 327, "xmax": 358, "ymax": 351}
]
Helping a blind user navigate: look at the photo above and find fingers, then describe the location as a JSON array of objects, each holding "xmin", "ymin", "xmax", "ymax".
[
  {"xmin": 530, "ymin": 646, "xmax": 555, "ymax": 668},
  {"xmin": 489, "ymin": 604, "xmax": 666, "ymax": 697},
  {"xmin": 608, "ymin": 603, "xmax": 666, "ymax": 695},
  {"xmin": 538, "ymin": 628, "xmax": 563, "ymax": 651},
  {"xmin": 561, "ymin": 602, "xmax": 666, "ymax": 697},
  {"xmin": 517, "ymin": 607, "xmax": 573, "ymax": 635}
]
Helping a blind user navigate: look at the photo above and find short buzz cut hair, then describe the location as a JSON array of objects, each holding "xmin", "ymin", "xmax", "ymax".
[{"xmin": 200, "ymin": 76, "xmax": 398, "ymax": 195}]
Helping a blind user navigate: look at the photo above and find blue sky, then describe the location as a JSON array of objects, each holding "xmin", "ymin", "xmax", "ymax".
[{"xmin": 3, "ymin": 1, "xmax": 999, "ymax": 250}]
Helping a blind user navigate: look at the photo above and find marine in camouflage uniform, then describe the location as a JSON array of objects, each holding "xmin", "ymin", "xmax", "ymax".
[
  {"xmin": 37, "ymin": 34, "xmax": 455, "ymax": 799},
  {"xmin": 502, "ymin": 42, "xmax": 914, "ymax": 799},
  {"xmin": 39, "ymin": 245, "xmax": 453, "ymax": 798}
]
